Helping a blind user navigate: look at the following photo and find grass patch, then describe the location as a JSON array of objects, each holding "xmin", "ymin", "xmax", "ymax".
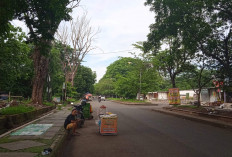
[
  {"xmin": 22, "ymin": 145, "xmax": 48, "ymax": 154},
  {"xmin": 57, "ymin": 105, "xmax": 62, "ymax": 110},
  {"xmin": 35, "ymin": 138, "xmax": 53, "ymax": 145},
  {"xmin": 67, "ymin": 98, "xmax": 76, "ymax": 102},
  {"xmin": 0, "ymin": 147, "xmax": 10, "ymax": 152},
  {"xmin": 176, "ymin": 105, "xmax": 201, "ymax": 109},
  {"xmin": 43, "ymin": 101, "xmax": 54, "ymax": 106},
  {"xmin": 0, "ymin": 105, "xmax": 35, "ymax": 115},
  {"xmin": 63, "ymin": 102, "xmax": 68, "ymax": 106},
  {"xmin": 74, "ymin": 100, "xmax": 80, "ymax": 104},
  {"xmin": 21, "ymin": 99, "xmax": 31, "ymax": 105},
  {"xmin": 0, "ymin": 136, "xmax": 19, "ymax": 144}
]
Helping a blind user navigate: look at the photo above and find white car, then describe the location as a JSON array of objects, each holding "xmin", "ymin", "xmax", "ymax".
[{"xmin": 101, "ymin": 96, "xmax": 106, "ymax": 101}]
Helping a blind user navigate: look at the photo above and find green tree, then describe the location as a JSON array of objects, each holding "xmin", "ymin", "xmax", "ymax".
[
  {"xmin": 152, "ymin": 47, "xmax": 192, "ymax": 88},
  {"xmin": 144, "ymin": 0, "xmax": 232, "ymax": 86},
  {"xmin": 13, "ymin": 0, "xmax": 80, "ymax": 104},
  {"xmin": 0, "ymin": 25, "xmax": 33, "ymax": 97},
  {"xmin": 182, "ymin": 54, "xmax": 216, "ymax": 106},
  {"xmin": 44, "ymin": 42, "xmax": 66, "ymax": 100},
  {"xmin": 94, "ymin": 78, "xmax": 115, "ymax": 97},
  {"xmin": 74, "ymin": 65, "xmax": 96, "ymax": 98},
  {"xmin": 0, "ymin": 0, "xmax": 26, "ymax": 36},
  {"xmin": 97, "ymin": 57, "xmax": 162, "ymax": 99}
]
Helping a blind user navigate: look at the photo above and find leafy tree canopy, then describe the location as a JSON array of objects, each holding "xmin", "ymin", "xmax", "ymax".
[
  {"xmin": 144, "ymin": 0, "xmax": 232, "ymax": 84},
  {"xmin": 0, "ymin": 25, "xmax": 33, "ymax": 96},
  {"xmin": 74, "ymin": 65, "xmax": 96, "ymax": 98},
  {"xmin": 97, "ymin": 57, "xmax": 163, "ymax": 98}
]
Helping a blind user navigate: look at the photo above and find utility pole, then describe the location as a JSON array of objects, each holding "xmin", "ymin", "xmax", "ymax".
[{"xmin": 138, "ymin": 69, "xmax": 142, "ymax": 100}]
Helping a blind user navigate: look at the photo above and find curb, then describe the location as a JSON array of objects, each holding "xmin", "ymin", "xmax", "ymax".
[
  {"xmin": 109, "ymin": 100, "xmax": 156, "ymax": 106},
  {"xmin": 50, "ymin": 128, "xmax": 68, "ymax": 157},
  {"xmin": 151, "ymin": 108, "xmax": 232, "ymax": 130}
]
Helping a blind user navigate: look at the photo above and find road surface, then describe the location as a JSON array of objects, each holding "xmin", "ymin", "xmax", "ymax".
[{"xmin": 59, "ymin": 100, "xmax": 232, "ymax": 157}]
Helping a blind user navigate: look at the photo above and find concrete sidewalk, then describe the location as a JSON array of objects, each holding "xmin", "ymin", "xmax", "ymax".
[{"xmin": 0, "ymin": 106, "xmax": 71, "ymax": 157}]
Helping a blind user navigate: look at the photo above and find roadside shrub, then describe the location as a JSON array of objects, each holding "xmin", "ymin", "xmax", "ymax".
[
  {"xmin": 0, "ymin": 105, "xmax": 35, "ymax": 115},
  {"xmin": 67, "ymin": 98, "xmax": 76, "ymax": 102},
  {"xmin": 43, "ymin": 101, "xmax": 54, "ymax": 106}
]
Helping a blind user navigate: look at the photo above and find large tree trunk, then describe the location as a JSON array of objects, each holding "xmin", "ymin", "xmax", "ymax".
[
  {"xmin": 171, "ymin": 76, "xmax": 176, "ymax": 88},
  {"xmin": 31, "ymin": 47, "xmax": 49, "ymax": 105},
  {"xmin": 197, "ymin": 90, "xmax": 201, "ymax": 107}
]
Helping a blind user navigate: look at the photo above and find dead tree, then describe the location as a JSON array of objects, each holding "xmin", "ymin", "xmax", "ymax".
[{"xmin": 56, "ymin": 12, "xmax": 98, "ymax": 86}]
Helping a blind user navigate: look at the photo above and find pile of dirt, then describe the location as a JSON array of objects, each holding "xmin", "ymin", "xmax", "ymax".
[{"xmin": 170, "ymin": 106, "xmax": 232, "ymax": 118}]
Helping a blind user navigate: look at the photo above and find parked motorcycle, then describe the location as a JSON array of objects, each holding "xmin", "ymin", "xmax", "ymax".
[{"xmin": 73, "ymin": 104, "xmax": 85, "ymax": 127}]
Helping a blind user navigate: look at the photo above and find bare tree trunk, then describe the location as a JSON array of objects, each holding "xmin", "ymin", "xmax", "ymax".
[
  {"xmin": 65, "ymin": 70, "xmax": 78, "ymax": 86},
  {"xmin": 31, "ymin": 47, "xmax": 49, "ymax": 105}
]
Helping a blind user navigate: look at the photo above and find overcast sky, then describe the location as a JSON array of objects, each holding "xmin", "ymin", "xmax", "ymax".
[
  {"xmin": 76, "ymin": 0, "xmax": 155, "ymax": 82},
  {"xmin": 12, "ymin": 0, "xmax": 155, "ymax": 82}
]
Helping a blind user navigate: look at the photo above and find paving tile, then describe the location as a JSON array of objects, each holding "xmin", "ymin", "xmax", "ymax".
[
  {"xmin": 42, "ymin": 131, "xmax": 57, "ymax": 137},
  {"xmin": 40, "ymin": 136, "xmax": 53, "ymax": 139},
  {"xmin": 9, "ymin": 135, "xmax": 39, "ymax": 140},
  {"xmin": 52, "ymin": 123, "xmax": 64, "ymax": 127},
  {"xmin": 37, "ymin": 121, "xmax": 53, "ymax": 124},
  {"xmin": 47, "ymin": 127, "xmax": 61, "ymax": 132},
  {"xmin": 0, "ymin": 152, "xmax": 37, "ymax": 157},
  {"xmin": 0, "ymin": 140, "xmax": 45, "ymax": 151}
]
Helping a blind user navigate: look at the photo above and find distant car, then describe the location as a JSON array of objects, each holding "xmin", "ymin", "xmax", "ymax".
[
  {"xmin": 101, "ymin": 96, "xmax": 106, "ymax": 101},
  {"xmin": 0, "ymin": 94, "xmax": 8, "ymax": 100}
]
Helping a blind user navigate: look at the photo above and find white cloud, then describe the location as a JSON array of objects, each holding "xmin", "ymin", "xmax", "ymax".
[
  {"xmin": 12, "ymin": 0, "xmax": 155, "ymax": 82},
  {"xmin": 78, "ymin": 0, "xmax": 155, "ymax": 82}
]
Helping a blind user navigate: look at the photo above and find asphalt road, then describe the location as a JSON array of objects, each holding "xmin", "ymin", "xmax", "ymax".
[{"xmin": 59, "ymin": 100, "xmax": 232, "ymax": 157}]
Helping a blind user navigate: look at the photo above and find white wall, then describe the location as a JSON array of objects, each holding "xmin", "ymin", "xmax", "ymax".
[
  {"xmin": 179, "ymin": 90, "xmax": 195, "ymax": 97},
  {"xmin": 158, "ymin": 92, "xmax": 168, "ymax": 100}
]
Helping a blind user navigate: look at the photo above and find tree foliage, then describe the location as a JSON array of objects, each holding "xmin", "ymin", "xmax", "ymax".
[
  {"xmin": 74, "ymin": 65, "xmax": 96, "ymax": 98},
  {"xmin": 0, "ymin": 25, "xmax": 33, "ymax": 96},
  {"xmin": 11, "ymin": 0, "xmax": 80, "ymax": 104},
  {"xmin": 45, "ymin": 42, "xmax": 96, "ymax": 100},
  {"xmin": 95, "ymin": 78, "xmax": 115, "ymax": 96},
  {"xmin": 144, "ymin": 0, "xmax": 232, "ymax": 86},
  {"xmin": 96, "ymin": 57, "xmax": 163, "ymax": 98},
  {"xmin": 46, "ymin": 42, "xmax": 66, "ymax": 98}
]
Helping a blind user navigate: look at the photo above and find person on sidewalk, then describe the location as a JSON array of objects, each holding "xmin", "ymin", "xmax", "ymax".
[{"xmin": 64, "ymin": 109, "xmax": 80, "ymax": 136}]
